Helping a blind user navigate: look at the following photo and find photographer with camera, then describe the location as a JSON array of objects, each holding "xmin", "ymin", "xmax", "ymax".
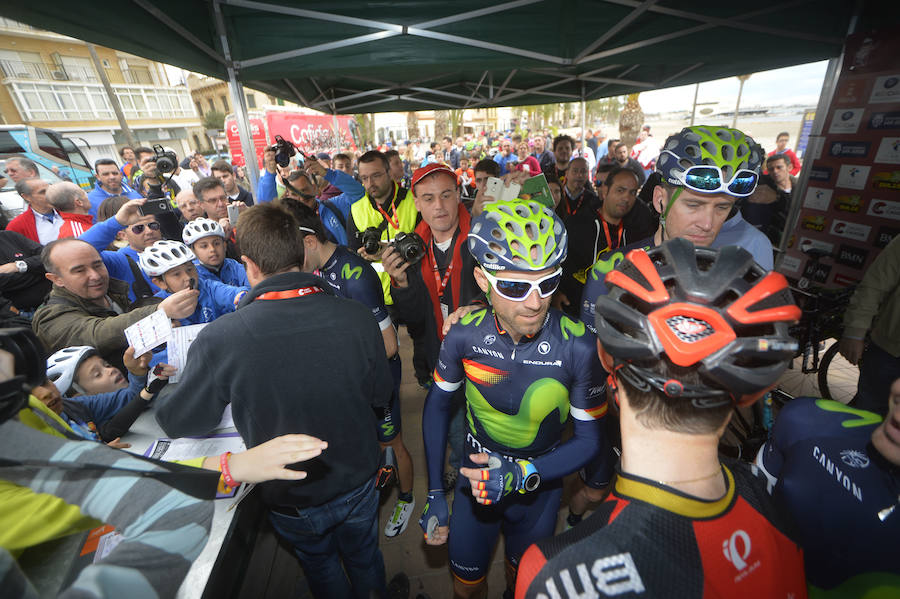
[
  {"xmin": 382, "ymin": 163, "xmax": 483, "ymax": 486},
  {"xmin": 135, "ymin": 146, "xmax": 181, "ymax": 202},
  {"xmin": 347, "ymin": 151, "xmax": 418, "ymax": 307}
]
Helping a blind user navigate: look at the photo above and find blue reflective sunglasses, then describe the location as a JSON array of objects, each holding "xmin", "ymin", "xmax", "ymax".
[
  {"xmin": 481, "ymin": 267, "xmax": 562, "ymax": 301},
  {"xmin": 679, "ymin": 165, "xmax": 759, "ymax": 197}
]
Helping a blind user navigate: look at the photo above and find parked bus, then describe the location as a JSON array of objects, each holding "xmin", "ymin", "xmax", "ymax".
[{"xmin": 0, "ymin": 125, "xmax": 96, "ymax": 191}]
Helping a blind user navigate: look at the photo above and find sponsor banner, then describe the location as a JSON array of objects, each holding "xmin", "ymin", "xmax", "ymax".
[
  {"xmin": 867, "ymin": 198, "xmax": 900, "ymax": 221},
  {"xmin": 874, "ymin": 225, "xmax": 900, "ymax": 249},
  {"xmin": 801, "ymin": 215, "xmax": 828, "ymax": 232},
  {"xmin": 869, "ymin": 74, "xmax": 900, "ymax": 104},
  {"xmin": 835, "ymin": 78, "xmax": 870, "ymax": 105},
  {"xmin": 829, "ymin": 141, "xmax": 871, "ymax": 159},
  {"xmin": 224, "ymin": 117, "xmax": 267, "ymax": 167},
  {"xmin": 802, "ymin": 187, "xmax": 832, "ymax": 211},
  {"xmin": 798, "ymin": 237, "xmax": 835, "ymax": 254},
  {"xmin": 779, "ymin": 254, "xmax": 802, "ymax": 274},
  {"xmin": 836, "ymin": 164, "xmax": 871, "ymax": 190},
  {"xmin": 829, "ymin": 108, "xmax": 865, "ymax": 134},
  {"xmin": 829, "ymin": 219, "xmax": 872, "ymax": 243},
  {"xmin": 809, "ymin": 164, "xmax": 833, "ymax": 183},
  {"xmin": 834, "ymin": 194, "xmax": 864, "ymax": 214},
  {"xmin": 874, "ymin": 137, "xmax": 900, "ymax": 164},
  {"xmin": 869, "ymin": 111, "xmax": 900, "ymax": 130},
  {"xmin": 835, "ymin": 244, "xmax": 870, "ymax": 268},
  {"xmin": 833, "ymin": 272, "xmax": 860, "ymax": 287}
]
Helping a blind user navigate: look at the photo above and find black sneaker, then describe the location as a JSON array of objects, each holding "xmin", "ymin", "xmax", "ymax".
[{"xmin": 386, "ymin": 572, "xmax": 410, "ymax": 599}]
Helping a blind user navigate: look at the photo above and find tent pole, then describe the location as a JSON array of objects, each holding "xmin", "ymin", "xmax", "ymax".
[
  {"xmin": 689, "ymin": 83, "xmax": 699, "ymax": 126},
  {"xmin": 580, "ymin": 82, "xmax": 586, "ymax": 151},
  {"xmin": 212, "ymin": 0, "xmax": 260, "ymax": 192}
]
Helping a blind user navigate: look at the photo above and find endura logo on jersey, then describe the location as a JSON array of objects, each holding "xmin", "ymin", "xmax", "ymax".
[
  {"xmin": 522, "ymin": 359, "xmax": 562, "ymax": 367},
  {"xmin": 840, "ymin": 449, "xmax": 869, "ymax": 468},
  {"xmin": 538, "ymin": 341, "xmax": 551, "ymax": 354},
  {"xmin": 813, "ymin": 445, "xmax": 863, "ymax": 501},
  {"xmin": 534, "ymin": 552, "xmax": 645, "ymax": 598},
  {"xmin": 472, "ymin": 346, "xmax": 505, "ymax": 360},
  {"xmin": 666, "ymin": 315, "xmax": 714, "ymax": 342}
]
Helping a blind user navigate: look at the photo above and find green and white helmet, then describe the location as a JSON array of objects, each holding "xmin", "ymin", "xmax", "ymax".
[
  {"xmin": 468, "ymin": 199, "xmax": 567, "ymax": 272},
  {"xmin": 657, "ymin": 126, "xmax": 763, "ymax": 192}
]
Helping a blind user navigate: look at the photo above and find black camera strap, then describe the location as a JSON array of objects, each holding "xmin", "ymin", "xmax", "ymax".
[{"xmin": 126, "ymin": 256, "xmax": 156, "ymax": 300}]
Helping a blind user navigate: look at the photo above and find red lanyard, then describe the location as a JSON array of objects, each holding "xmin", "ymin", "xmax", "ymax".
[
  {"xmin": 566, "ymin": 189, "xmax": 584, "ymax": 216},
  {"xmin": 430, "ymin": 240, "xmax": 455, "ymax": 300},
  {"xmin": 601, "ymin": 219, "xmax": 623, "ymax": 250},
  {"xmin": 375, "ymin": 183, "xmax": 400, "ymax": 230},
  {"xmin": 256, "ymin": 286, "xmax": 323, "ymax": 300}
]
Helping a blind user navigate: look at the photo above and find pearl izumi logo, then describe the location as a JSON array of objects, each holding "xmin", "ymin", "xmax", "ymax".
[{"xmin": 723, "ymin": 530, "xmax": 761, "ymax": 581}]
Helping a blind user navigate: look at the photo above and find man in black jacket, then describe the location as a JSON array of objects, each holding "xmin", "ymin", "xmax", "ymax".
[
  {"xmin": 0, "ymin": 230, "xmax": 50, "ymax": 317},
  {"xmin": 382, "ymin": 163, "xmax": 482, "ymax": 488},
  {"xmin": 155, "ymin": 203, "xmax": 392, "ymax": 599}
]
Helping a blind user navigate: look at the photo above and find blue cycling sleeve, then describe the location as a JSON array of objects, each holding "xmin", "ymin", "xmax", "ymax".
[
  {"xmin": 423, "ymin": 328, "xmax": 465, "ymax": 490},
  {"xmin": 78, "ymin": 216, "xmax": 124, "ymax": 253},
  {"xmin": 256, "ymin": 170, "xmax": 277, "ymax": 204}
]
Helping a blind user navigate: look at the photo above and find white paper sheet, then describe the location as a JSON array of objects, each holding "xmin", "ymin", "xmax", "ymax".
[
  {"xmin": 124, "ymin": 310, "xmax": 172, "ymax": 357},
  {"xmin": 166, "ymin": 323, "xmax": 208, "ymax": 383},
  {"xmin": 147, "ymin": 434, "xmax": 246, "ymax": 462}
]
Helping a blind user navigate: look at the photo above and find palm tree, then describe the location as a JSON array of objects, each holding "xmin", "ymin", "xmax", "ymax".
[{"xmin": 618, "ymin": 94, "xmax": 644, "ymax": 147}]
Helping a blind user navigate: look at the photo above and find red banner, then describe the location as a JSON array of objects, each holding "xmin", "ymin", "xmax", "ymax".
[
  {"xmin": 225, "ymin": 117, "xmax": 267, "ymax": 167},
  {"xmin": 779, "ymin": 26, "xmax": 900, "ymax": 288},
  {"xmin": 265, "ymin": 112, "xmax": 357, "ymax": 157}
]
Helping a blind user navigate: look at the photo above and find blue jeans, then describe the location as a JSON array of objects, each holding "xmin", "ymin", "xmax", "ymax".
[{"xmin": 268, "ymin": 478, "xmax": 385, "ymax": 599}]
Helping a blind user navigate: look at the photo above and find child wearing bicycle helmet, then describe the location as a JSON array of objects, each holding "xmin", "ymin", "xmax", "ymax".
[
  {"xmin": 139, "ymin": 240, "xmax": 249, "ymax": 326},
  {"xmin": 516, "ymin": 239, "xmax": 806, "ymax": 599},
  {"xmin": 182, "ymin": 218, "xmax": 250, "ymax": 287},
  {"xmin": 38, "ymin": 345, "xmax": 172, "ymax": 443}
]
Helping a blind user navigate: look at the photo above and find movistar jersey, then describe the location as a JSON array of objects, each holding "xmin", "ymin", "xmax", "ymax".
[
  {"xmin": 579, "ymin": 237, "xmax": 654, "ymax": 334},
  {"xmin": 317, "ymin": 245, "xmax": 391, "ymax": 331},
  {"xmin": 423, "ymin": 307, "xmax": 607, "ymax": 489},
  {"xmin": 757, "ymin": 398, "xmax": 900, "ymax": 598},
  {"xmin": 516, "ymin": 461, "xmax": 807, "ymax": 599}
]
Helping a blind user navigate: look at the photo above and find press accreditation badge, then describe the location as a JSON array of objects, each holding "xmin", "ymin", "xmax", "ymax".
[{"xmin": 441, "ymin": 303, "xmax": 449, "ymax": 321}]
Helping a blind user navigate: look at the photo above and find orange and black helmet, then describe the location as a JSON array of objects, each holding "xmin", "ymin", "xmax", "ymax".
[{"xmin": 594, "ymin": 239, "xmax": 800, "ymax": 407}]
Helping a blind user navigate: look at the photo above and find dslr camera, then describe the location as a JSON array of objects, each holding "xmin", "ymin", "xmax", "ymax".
[
  {"xmin": 153, "ymin": 144, "xmax": 178, "ymax": 174},
  {"xmin": 271, "ymin": 135, "xmax": 296, "ymax": 168},
  {"xmin": 357, "ymin": 227, "xmax": 383, "ymax": 255},
  {"xmin": 391, "ymin": 232, "xmax": 425, "ymax": 266}
]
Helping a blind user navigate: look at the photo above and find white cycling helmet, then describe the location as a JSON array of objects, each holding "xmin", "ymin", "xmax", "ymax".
[
  {"xmin": 47, "ymin": 346, "xmax": 98, "ymax": 396},
  {"xmin": 139, "ymin": 240, "xmax": 196, "ymax": 277},
  {"xmin": 182, "ymin": 217, "xmax": 225, "ymax": 246}
]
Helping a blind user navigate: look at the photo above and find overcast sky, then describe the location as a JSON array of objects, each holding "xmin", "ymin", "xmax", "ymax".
[{"xmin": 639, "ymin": 60, "xmax": 830, "ymax": 113}]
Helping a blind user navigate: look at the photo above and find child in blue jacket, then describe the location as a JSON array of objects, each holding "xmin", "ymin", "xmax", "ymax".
[{"xmin": 182, "ymin": 218, "xmax": 250, "ymax": 287}]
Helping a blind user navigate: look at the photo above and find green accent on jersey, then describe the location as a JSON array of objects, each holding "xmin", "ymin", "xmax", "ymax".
[
  {"xmin": 460, "ymin": 307, "xmax": 487, "ymax": 327},
  {"xmin": 589, "ymin": 251, "xmax": 626, "ymax": 281},
  {"xmin": 809, "ymin": 571, "xmax": 900, "ymax": 599},
  {"xmin": 342, "ymin": 263, "xmax": 362, "ymax": 280},
  {"xmin": 380, "ymin": 422, "xmax": 395, "ymax": 437},
  {"xmin": 815, "ymin": 399, "xmax": 882, "ymax": 428},
  {"xmin": 559, "ymin": 316, "xmax": 585, "ymax": 340},
  {"xmin": 465, "ymin": 378, "xmax": 569, "ymax": 449},
  {"xmin": 504, "ymin": 472, "xmax": 514, "ymax": 495}
]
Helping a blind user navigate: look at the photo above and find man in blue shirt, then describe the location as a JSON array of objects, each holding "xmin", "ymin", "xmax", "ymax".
[{"xmin": 87, "ymin": 159, "xmax": 143, "ymax": 219}]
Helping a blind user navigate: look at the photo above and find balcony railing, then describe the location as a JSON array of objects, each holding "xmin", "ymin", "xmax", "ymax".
[{"xmin": 0, "ymin": 60, "xmax": 98, "ymax": 83}]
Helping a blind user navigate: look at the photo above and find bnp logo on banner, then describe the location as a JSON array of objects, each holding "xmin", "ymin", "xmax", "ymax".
[{"xmin": 834, "ymin": 195, "xmax": 863, "ymax": 213}]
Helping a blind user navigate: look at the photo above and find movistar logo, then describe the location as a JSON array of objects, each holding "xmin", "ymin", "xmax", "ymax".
[
  {"xmin": 342, "ymin": 264, "xmax": 362, "ymax": 280},
  {"xmin": 589, "ymin": 250, "xmax": 626, "ymax": 281},
  {"xmin": 465, "ymin": 377, "xmax": 568, "ymax": 449},
  {"xmin": 559, "ymin": 316, "xmax": 585, "ymax": 340},
  {"xmin": 816, "ymin": 399, "xmax": 882, "ymax": 428},
  {"xmin": 460, "ymin": 308, "xmax": 487, "ymax": 327},
  {"xmin": 380, "ymin": 422, "xmax": 395, "ymax": 437}
]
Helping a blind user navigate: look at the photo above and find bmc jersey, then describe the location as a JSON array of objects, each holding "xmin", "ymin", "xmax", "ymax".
[
  {"xmin": 317, "ymin": 246, "xmax": 391, "ymax": 331},
  {"xmin": 516, "ymin": 462, "xmax": 807, "ymax": 599},
  {"xmin": 579, "ymin": 237, "xmax": 653, "ymax": 334},
  {"xmin": 758, "ymin": 398, "xmax": 900, "ymax": 597},
  {"xmin": 428, "ymin": 307, "xmax": 607, "ymax": 480}
]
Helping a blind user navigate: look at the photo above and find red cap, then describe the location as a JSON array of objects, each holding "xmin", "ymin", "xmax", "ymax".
[{"xmin": 411, "ymin": 162, "xmax": 458, "ymax": 190}]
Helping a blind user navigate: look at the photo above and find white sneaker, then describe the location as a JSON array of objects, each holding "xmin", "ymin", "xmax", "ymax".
[{"xmin": 384, "ymin": 498, "xmax": 415, "ymax": 537}]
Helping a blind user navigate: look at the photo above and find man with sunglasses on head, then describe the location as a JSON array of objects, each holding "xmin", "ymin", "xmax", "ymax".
[
  {"xmin": 567, "ymin": 126, "xmax": 766, "ymax": 529},
  {"xmin": 418, "ymin": 199, "xmax": 611, "ymax": 599}
]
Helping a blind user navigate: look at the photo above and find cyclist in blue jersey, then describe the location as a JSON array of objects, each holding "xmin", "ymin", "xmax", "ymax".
[
  {"xmin": 287, "ymin": 200, "xmax": 417, "ymax": 538},
  {"xmin": 139, "ymin": 240, "xmax": 248, "ymax": 326},
  {"xmin": 756, "ymin": 378, "xmax": 900, "ymax": 598},
  {"xmin": 182, "ymin": 218, "xmax": 250, "ymax": 287},
  {"xmin": 569, "ymin": 126, "xmax": 765, "ymax": 528},
  {"xmin": 419, "ymin": 199, "xmax": 611, "ymax": 598}
]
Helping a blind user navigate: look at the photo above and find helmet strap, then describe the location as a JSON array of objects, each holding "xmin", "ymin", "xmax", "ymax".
[{"xmin": 659, "ymin": 186, "xmax": 682, "ymax": 241}]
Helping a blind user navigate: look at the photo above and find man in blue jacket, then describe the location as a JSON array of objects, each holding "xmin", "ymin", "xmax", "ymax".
[{"xmin": 86, "ymin": 159, "xmax": 143, "ymax": 219}]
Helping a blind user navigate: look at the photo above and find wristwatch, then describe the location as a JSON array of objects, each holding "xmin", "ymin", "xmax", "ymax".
[
  {"xmin": 15, "ymin": 260, "xmax": 27, "ymax": 273},
  {"xmin": 517, "ymin": 460, "xmax": 541, "ymax": 493}
]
